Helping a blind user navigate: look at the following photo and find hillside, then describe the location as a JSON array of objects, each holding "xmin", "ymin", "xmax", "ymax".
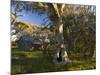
[{"xmin": 13, "ymin": 21, "xmax": 43, "ymax": 35}]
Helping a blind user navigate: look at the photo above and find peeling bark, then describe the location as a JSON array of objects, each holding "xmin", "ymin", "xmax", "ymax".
[{"xmin": 52, "ymin": 4, "xmax": 70, "ymax": 64}]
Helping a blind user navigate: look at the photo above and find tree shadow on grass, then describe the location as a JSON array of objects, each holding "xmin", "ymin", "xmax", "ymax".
[
  {"xmin": 11, "ymin": 49, "xmax": 96, "ymax": 75},
  {"xmin": 11, "ymin": 51, "xmax": 63, "ymax": 75}
]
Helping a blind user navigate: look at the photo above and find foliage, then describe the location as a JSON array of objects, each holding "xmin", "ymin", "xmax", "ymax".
[{"xmin": 62, "ymin": 4, "xmax": 96, "ymax": 58}]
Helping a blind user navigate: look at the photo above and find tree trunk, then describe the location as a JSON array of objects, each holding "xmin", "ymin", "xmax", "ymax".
[{"xmin": 52, "ymin": 4, "xmax": 70, "ymax": 64}]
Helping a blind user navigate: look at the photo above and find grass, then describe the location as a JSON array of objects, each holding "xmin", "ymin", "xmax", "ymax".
[{"xmin": 11, "ymin": 47, "xmax": 96, "ymax": 75}]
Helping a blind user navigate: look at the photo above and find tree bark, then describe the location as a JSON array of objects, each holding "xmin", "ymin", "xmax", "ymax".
[{"xmin": 52, "ymin": 4, "xmax": 70, "ymax": 64}]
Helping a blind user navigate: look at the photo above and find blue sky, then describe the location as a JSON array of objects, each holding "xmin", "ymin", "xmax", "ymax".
[
  {"xmin": 11, "ymin": 5, "xmax": 50, "ymax": 26},
  {"xmin": 17, "ymin": 12, "xmax": 48, "ymax": 26}
]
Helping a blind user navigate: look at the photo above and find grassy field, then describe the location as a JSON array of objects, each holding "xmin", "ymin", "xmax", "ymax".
[{"xmin": 11, "ymin": 47, "xmax": 96, "ymax": 75}]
